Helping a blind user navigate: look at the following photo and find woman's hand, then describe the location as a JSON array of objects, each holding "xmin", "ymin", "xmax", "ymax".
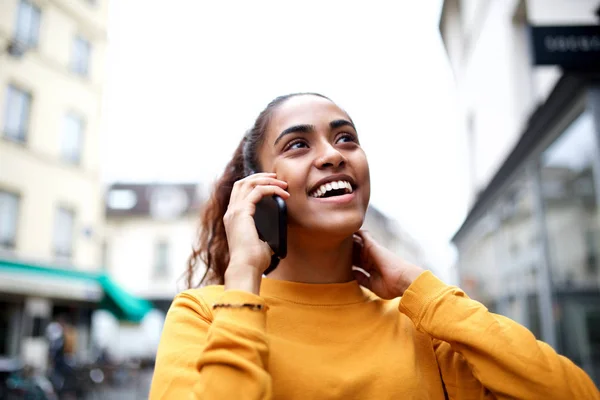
[
  {"xmin": 223, "ymin": 172, "xmax": 289, "ymax": 294},
  {"xmin": 352, "ymin": 230, "xmax": 425, "ymax": 299}
]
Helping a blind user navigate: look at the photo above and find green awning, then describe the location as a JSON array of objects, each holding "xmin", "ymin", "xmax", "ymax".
[
  {"xmin": 0, "ymin": 258, "xmax": 152, "ymax": 323},
  {"xmin": 96, "ymin": 274, "xmax": 153, "ymax": 322}
]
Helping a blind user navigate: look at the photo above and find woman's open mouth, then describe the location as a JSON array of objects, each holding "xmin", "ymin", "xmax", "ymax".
[{"xmin": 309, "ymin": 180, "xmax": 355, "ymax": 198}]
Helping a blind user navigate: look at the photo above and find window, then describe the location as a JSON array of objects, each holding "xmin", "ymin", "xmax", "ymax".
[
  {"xmin": 0, "ymin": 191, "xmax": 19, "ymax": 249},
  {"xmin": 53, "ymin": 207, "xmax": 75, "ymax": 259},
  {"xmin": 71, "ymin": 36, "xmax": 91, "ymax": 76},
  {"xmin": 153, "ymin": 240, "xmax": 170, "ymax": 277},
  {"xmin": 540, "ymin": 110, "xmax": 599, "ymax": 286},
  {"xmin": 100, "ymin": 240, "xmax": 108, "ymax": 270},
  {"xmin": 61, "ymin": 113, "xmax": 84, "ymax": 164},
  {"xmin": 3, "ymin": 85, "xmax": 32, "ymax": 142},
  {"xmin": 14, "ymin": 0, "xmax": 41, "ymax": 48},
  {"xmin": 107, "ymin": 189, "xmax": 137, "ymax": 210}
]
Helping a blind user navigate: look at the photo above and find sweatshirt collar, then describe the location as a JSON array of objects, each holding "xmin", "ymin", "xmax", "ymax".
[{"xmin": 260, "ymin": 277, "xmax": 370, "ymax": 306}]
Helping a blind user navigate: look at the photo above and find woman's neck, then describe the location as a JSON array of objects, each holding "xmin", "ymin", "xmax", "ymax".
[{"xmin": 266, "ymin": 231, "xmax": 355, "ymax": 284}]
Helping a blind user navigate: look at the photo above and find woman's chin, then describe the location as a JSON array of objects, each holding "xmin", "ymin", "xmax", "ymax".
[{"xmin": 296, "ymin": 214, "xmax": 364, "ymax": 237}]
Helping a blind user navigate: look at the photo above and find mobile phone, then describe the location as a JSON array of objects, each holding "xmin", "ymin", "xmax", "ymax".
[{"xmin": 253, "ymin": 195, "xmax": 287, "ymax": 274}]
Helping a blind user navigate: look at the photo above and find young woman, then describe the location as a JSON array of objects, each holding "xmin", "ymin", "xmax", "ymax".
[{"xmin": 149, "ymin": 93, "xmax": 599, "ymax": 399}]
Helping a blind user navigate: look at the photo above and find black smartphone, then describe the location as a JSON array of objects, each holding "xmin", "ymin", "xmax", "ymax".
[
  {"xmin": 246, "ymin": 167, "xmax": 287, "ymax": 274},
  {"xmin": 253, "ymin": 195, "xmax": 287, "ymax": 260}
]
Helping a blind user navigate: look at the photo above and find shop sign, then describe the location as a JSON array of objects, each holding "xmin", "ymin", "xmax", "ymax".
[{"xmin": 530, "ymin": 25, "xmax": 600, "ymax": 68}]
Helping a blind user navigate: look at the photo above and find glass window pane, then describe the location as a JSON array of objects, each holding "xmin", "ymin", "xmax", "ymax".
[
  {"xmin": 3, "ymin": 85, "xmax": 31, "ymax": 142},
  {"xmin": 53, "ymin": 207, "xmax": 74, "ymax": 258},
  {"xmin": 540, "ymin": 111, "xmax": 598, "ymax": 286},
  {"xmin": 61, "ymin": 114, "xmax": 84, "ymax": 163},
  {"xmin": 14, "ymin": 1, "xmax": 40, "ymax": 47},
  {"xmin": 0, "ymin": 191, "xmax": 19, "ymax": 247},
  {"xmin": 71, "ymin": 37, "xmax": 91, "ymax": 76},
  {"xmin": 29, "ymin": 5, "xmax": 40, "ymax": 46},
  {"xmin": 14, "ymin": 1, "xmax": 31, "ymax": 44},
  {"xmin": 154, "ymin": 241, "xmax": 170, "ymax": 277},
  {"xmin": 540, "ymin": 109, "xmax": 600, "ymax": 383},
  {"xmin": 491, "ymin": 174, "xmax": 539, "ymax": 326}
]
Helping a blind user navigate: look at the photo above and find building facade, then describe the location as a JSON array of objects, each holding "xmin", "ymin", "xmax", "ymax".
[
  {"xmin": 361, "ymin": 206, "xmax": 428, "ymax": 268},
  {"xmin": 0, "ymin": 0, "xmax": 148, "ymax": 371},
  {"xmin": 105, "ymin": 183, "xmax": 204, "ymax": 312},
  {"xmin": 440, "ymin": 0, "xmax": 600, "ymax": 383}
]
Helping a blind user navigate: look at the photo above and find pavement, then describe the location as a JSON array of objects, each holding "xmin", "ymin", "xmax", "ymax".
[{"xmin": 85, "ymin": 368, "xmax": 153, "ymax": 400}]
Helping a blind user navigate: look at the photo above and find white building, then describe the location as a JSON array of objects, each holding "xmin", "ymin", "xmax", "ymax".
[
  {"xmin": 440, "ymin": 0, "xmax": 600, "ymax": 384},
  {"xmin": 0, "ymin": 0, "xmax": 150, "ymax": 371}
]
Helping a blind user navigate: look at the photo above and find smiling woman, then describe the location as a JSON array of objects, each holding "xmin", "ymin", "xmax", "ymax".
[{"xmin": 149, "ymin": 94, "xmax": 599, "ymax": 399}]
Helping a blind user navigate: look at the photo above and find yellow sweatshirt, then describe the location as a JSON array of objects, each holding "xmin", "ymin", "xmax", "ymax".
[{"xmin": 150, "ymin": 271, "xmax": 599, "ymax": 399}]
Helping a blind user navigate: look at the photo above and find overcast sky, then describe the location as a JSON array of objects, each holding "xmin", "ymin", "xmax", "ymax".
[{"xmin": 101, "ymin": 1, "xmax": 469, "ymax": 283}]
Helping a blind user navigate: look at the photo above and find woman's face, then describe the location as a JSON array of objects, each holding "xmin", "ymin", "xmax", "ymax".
[{"xmin": 258, "ymin": 95, "xmax": 370, "ymax": 237}]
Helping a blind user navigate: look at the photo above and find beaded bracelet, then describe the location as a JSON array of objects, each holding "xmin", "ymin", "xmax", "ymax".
[{"xmin": 212, "ymin": 303, "xmax": 268, "ymax": 311}]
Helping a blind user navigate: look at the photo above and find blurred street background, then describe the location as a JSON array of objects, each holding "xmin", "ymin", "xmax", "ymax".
[{"xmin": 0, "ymin": 0, "xmax": 599, "ymax": 398}]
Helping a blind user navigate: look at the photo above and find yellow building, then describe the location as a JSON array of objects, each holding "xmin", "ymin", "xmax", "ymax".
[{"xmin": 0, "ymin": 0, "xmax": 150, "ymax": 370}]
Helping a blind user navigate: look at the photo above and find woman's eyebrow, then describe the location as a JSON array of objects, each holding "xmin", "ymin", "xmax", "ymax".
[
  {"xmin": 274, "ymin": 124, "xmax": 315, "ymax": 146},
  {"xmin": 330, "ymin": 119, "xmax": 356, "ymax": 131}
]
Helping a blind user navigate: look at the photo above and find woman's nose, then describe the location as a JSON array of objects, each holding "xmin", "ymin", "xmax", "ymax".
[{"xmin": 315, "ymin": 143, "xmax": 347, "ymax": 169}]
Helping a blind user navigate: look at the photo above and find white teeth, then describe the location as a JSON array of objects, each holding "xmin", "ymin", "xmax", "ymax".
[{"xmin": 310, "ymin": 180, "xmax": 354, "ymax": 198}]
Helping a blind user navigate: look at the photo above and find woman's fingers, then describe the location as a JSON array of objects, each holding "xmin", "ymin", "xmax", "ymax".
[
  {"xmin": 230, "ymin": 173, "xmax": 287, "ymax": 202},
  {"xmin": 246, "ymin": 184, "xmax": 290, "ymax": 206},
  {"xmin": 353, "ymin": 230, "xmax": 378, "ymax": 274},
  {"xmin": 353, "ymin": 268, "xmax": 372, "ymax": 290}
]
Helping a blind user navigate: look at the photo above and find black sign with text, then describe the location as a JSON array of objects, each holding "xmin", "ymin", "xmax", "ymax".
[{"xmin": 530, "ymin": 25, "xmax": 600, "ymax": 69}]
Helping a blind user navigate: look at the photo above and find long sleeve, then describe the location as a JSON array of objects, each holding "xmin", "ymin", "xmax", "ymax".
[
  {"xmin": 399, "ymin": 271, "xmax": 600, "ymax": 400},
  {"xmin": 149, "ymin": 288, "xmax": 272, "ymax": 399}
]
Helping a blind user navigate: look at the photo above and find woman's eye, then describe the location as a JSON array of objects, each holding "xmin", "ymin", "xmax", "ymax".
[
  {"xmin": 337, "ymin": 133, "xmax": 358, "ymax": 144},
  {"xmin": 285, "ymin": 140, "xmax": 308, "ymax": 151}
]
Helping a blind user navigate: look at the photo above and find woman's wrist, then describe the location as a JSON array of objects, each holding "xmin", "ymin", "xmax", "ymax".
[
  {"xmin": 224, "ymin": 264, "xmax": 263, "ymax": 295},
  {"xmin": 396, "ymin": 265, "xmax": 426, "ymax": 297}
]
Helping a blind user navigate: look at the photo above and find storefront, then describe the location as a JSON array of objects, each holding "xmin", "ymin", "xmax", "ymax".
[
  {"xmin": 452, "ymin": 73, "xmax": 600, "ymax": 384},
  {"xmin": 0, "ymin": 257, "xmax": 152, "ymax": 370}
]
